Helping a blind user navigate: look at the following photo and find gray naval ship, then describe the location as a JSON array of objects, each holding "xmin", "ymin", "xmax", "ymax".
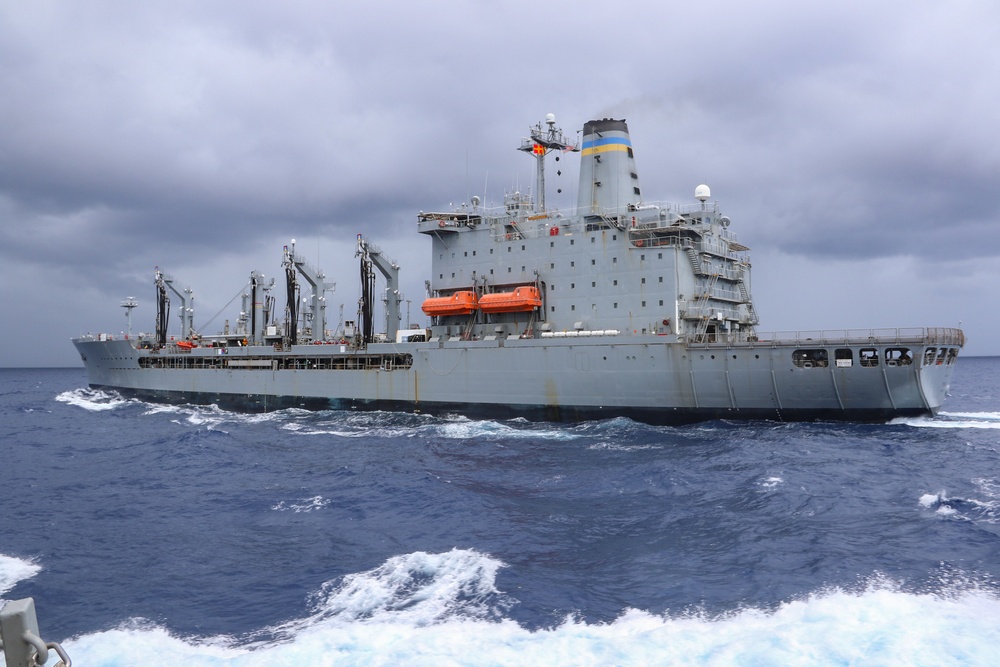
[{"xmin": 73, "ymin": 115, "xmax": 965, "ymax": 424}]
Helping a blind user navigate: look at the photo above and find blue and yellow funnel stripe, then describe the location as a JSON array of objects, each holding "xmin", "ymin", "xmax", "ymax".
[{"xmin": 581, "ymin": 135, "xmax": 632, "ymax": 157}]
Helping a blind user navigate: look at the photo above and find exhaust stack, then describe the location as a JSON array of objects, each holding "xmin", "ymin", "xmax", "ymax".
[{"xmin": 577, "ymin": 118, "xmax": 641, "ymax": 215}]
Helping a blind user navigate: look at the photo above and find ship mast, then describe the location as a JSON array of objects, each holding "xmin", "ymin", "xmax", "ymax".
[
  {"xmin": 518, "ymin": 114, "xmax": 578, "ymax": 213},
  {"xmin": 154, "ymin": 268, "xmax": 193, "ymax": 342},
  {"xmin": 120, "ymin": 296, "xmax": 137, "ymax": 339},
  {"xmin": 355, "ymin": 235, "xmax": 401, "ymax": 343}
]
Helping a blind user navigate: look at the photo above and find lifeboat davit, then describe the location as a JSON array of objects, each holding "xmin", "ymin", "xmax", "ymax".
[
  {"xmin": 421, "ymin": 291, "xmax": 479, "ymax": 317},
  {"xmin": 478, "ymin": 286, "xmax": 543, "ymax": 313}
]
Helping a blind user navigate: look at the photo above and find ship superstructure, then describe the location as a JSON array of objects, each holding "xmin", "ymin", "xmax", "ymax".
[
  {"xmin": 73, "ymin": 115, "xmax": 964, "ymax": 424},
  {"xmin": 419, "ymin": 117, "xmax": 756, "ymax": 345}
]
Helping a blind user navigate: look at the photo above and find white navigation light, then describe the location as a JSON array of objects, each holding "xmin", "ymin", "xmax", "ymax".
[{"xmin": 695, "ymin": 184, "xmax": 711, "ymax": 202}]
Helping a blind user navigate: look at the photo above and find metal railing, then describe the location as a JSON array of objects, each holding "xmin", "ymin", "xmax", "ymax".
[{"xmin": 686, "ymin": 327, "xmax": 965, "ymax": 348}]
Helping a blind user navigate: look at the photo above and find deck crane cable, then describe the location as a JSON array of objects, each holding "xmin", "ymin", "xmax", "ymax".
[{"xmin": 193, "ymin": 279, "xmax": 253, "ymax": 336}]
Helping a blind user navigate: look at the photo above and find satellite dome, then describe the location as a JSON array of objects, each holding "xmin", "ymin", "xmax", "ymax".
[
  {"xmin": 546, "ymin": 113, "xmax": 556, "ymax": 125},
  {"xmin": 695, "ymin": 184, "xmax": 711, "ymax": 202}
]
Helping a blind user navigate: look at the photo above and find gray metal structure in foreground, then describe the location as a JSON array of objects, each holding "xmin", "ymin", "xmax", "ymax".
[
  {"xmin": 72, "ymin": 115, "xmax": 965, "ymax": 424},
  {"xmin": 0, "ymin": 598, "xmax": 71, "ymax": 667}
]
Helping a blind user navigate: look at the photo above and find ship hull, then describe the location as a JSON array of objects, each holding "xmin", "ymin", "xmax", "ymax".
[{"xmin": 73, "ymin": 332, "xmax": 960, "ymax": 425}]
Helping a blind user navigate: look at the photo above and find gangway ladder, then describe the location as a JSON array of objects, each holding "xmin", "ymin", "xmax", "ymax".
[
  {"xmin": 737, "ymin": 278, "xmax": 760, "ymax": 334},
  {"xmin": 694, "ymin": 272, "xmax": 721, "ymax": 342},
  {"xmin": 684, "ymin": 246, "xmax": 704, "ymax": 276}
]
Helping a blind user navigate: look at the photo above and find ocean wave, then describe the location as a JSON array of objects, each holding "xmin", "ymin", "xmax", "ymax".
[
  {"xmin": 0, "ymin": 553, "xmax": 41, "ymax": 597},
  {"xmin": 434, "ymin": 418, "xmax": 580, "ymax": 442},
  {"xmin": 59, "ymin": 557, "xmax": 1000, "ymax": 666},
  {"xmin": 920, "ymin": 490, "xmax": 1000, "ymax": 524},
  {"xmin": 271, "ymin": 496, "xmax": 331, "ymax": 513},
  {"xmin": 588, "ymin": 441, "xmax": 662, "ymax": 451},
  {"xmin": 54, "ymin": 387, "xmax": 131, "ymax": 411},
  {"xmin": 759, "ymin": 476, "xmax": 784, "ymax": 490},
  {"xmin": 892, "ymin": 411, "xmax": 1000, "ymax": 429},
  {"xmin": 276, "ymin": 411, "xmax": 583, "ymax": 442}
]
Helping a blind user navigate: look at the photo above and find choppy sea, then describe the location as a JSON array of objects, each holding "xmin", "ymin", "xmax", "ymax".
[{"xmin": 2, "ymin": 359, "xmax": 999, "ymax": 666}]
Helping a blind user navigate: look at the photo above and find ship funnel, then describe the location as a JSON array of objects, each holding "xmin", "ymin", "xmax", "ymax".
[{"xmin": 577, "ymin": 118, "xmax": 641, "ymax": 215}]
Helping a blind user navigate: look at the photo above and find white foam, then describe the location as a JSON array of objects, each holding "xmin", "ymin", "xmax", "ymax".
[
  {"xmin": 919, "ymin": 492, "xmax": 942, "ymax": 508},
  {"xmin": 279, "ymin": 414, "xmax": 582, "ymax": 441},
  {"xmin": 892, "ymin": 411, "xmax": 1000, "ymax": 429},
  {"xmin": 942, "ymin": 411, "xmax": 1000, "ymax": 421},
  {"xmin": 973, "ymin": 477, "xmax": 1000, "ymax": 499},
  {"xmin": 154, "ymin": 404, "xmax": 290, "ymax": 430},
  {"xmin": 588, "ymin": 441, "xmax": 661, "ymax": 451},
  {"xmin": 55, "ymin": 388, "xmax": 130, "ymax": 411},
  {"xmin": 271, "ymin": 496, "xmax": 331, "ymax": 513},
  {"xmin": 61, "ymin": 572, "xmax": 1000, "ymax": 667},
  {"xmin": 50, "ymin": 550, "xmax": 1000, "ymax": 666},
  {"xmin": 760, "ymin": 476, "xmax": 784, "ymax": 490},
  {"xmin": 436, "ymin": 420, "xmax": 579, "ymax": 442},
  {"xmin": 307, "ymin": 548, "xmax": 508, "ymax": 626},
  {"xmin": 0, "ymin": 553, "xmax": 42, "ymax": 597},
  {"xmin": 920, "ymin": 489, "xmax": 1000, "ymax": 523}
]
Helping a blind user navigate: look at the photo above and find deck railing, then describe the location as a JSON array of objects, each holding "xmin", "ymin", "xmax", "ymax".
[{"xmin": 687, "ymin": 327, "xmax": 965, "ymax": 348}]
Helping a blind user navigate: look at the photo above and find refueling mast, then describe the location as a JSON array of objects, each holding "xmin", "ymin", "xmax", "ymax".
[
  {"xmin": 282, "ymin": 239, "xmax": 336, "ymax": 344},
  {"xmin": 154, "ymin": 268, "xmax": 194, "ymax": 345},
  {"xmin": 355, "ymin": 234, "xmax": 401, "ymax": 344}
]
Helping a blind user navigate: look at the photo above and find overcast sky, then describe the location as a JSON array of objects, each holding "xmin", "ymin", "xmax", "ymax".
[{"xmin": 2, "ymin": 0, "xmax": 998, "ymax": 367}]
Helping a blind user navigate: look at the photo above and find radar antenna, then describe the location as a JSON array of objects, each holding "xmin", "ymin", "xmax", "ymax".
[{"xmin": 518, "ymin": 113, "xmax": 578, "ymax": 213}]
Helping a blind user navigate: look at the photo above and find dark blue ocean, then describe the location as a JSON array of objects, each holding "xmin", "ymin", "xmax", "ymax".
[{"xmin": 2, "ymin": 359, "xmax": 999, "ymax": 666}]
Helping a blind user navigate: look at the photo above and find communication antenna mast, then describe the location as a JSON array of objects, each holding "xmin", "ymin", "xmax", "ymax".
[
  {"xmin": 120, "ymin": 296, "xmax": 138, "ymax": 338},
  {"xmin": 518, "ymin": 113, "xmax": 579, "ymax": 213}
]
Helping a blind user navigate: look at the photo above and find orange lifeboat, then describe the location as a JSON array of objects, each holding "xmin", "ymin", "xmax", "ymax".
[
  {"xmin": 478, "ymin": 286, "xmax": 543, "ymax": 313},
  {"xmin": 421, "ymin": 291, "xmax": 479, "ymax": 317},
  {"xmin": 176, "ymin": 340, "xmax": 197, "ymax": 349}
]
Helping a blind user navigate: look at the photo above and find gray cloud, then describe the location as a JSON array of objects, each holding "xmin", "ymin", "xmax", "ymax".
[{"xmin": 2, "ymin": 0, "xmax": 997, "ymax": 365}]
